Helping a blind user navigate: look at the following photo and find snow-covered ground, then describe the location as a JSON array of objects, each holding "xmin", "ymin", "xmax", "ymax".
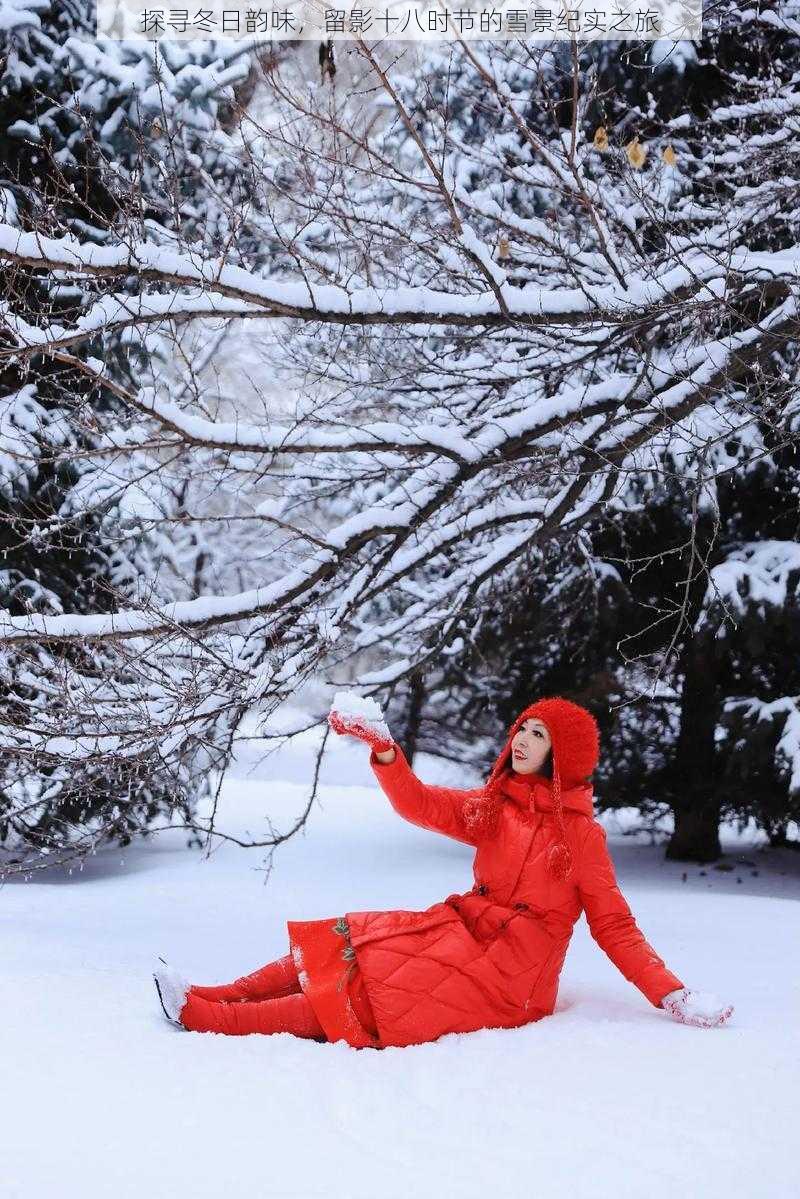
[{"xmin": 2, "ymin": 702, "xmax": 798, "ymax": 1199}]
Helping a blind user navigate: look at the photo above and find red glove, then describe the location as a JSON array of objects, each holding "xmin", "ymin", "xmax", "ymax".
[
  {"xmin": 661, "ymin": 987, "xmax": 734, "ymax": 1029},
  {"xmin": 328, "ymin": 692, "xmax": 394, "ymax": 754}
]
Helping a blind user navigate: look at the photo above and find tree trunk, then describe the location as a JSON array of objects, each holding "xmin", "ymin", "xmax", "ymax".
[
  {"xmin": 666, "ymin": 803, "xmax": 721, "ymax": 862},
  {"xmin": 666, "ymin": 628, "xmax": 722, "ymax": 863},
  {"xmin": 768, "ymin": 824, "xmax": 800, "ymax": 849},
  {"xmin": 768, "ymin": 822, "xmax": 788, "ymax": 847},
  {"xmin": 403, "ymin": 672, "xmax": 426, "ymax": 765}
]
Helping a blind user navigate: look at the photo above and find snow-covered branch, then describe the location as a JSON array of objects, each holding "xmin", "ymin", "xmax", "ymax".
[{"xmin": 3, "ymin": 221, "xmax": 800, "ymax": 361}]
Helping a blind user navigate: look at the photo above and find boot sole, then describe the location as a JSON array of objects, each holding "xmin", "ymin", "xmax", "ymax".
[{"xmin": 153, "ymin": 974, "xmax": 183, "ymax": 1027}]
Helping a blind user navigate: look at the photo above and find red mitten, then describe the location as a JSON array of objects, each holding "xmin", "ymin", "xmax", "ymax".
[
  {"xmin": 661, "ymin": 987, "xmax": 734, "ymax": 1029},
  {"xmin": 327, "ymin": 691, "xmax": 394, "ymax": 754}
]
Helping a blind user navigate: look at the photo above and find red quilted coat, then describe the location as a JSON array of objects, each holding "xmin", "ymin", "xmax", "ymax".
[{"xmin": 287, "ymin": 698, "xmax": 685, "ymax": 1050}]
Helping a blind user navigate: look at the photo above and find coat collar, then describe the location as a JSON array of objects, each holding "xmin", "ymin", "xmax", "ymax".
[{"xmin": 498, "ymin": 767, "xmax": 594, "ymax": 817}]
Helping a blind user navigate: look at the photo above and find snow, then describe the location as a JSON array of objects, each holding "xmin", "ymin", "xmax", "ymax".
[
  {"xmin": 329, "ymin": 690, "xmax": 392, "ymax": 743},
  {"xmin": 702, "ymin": 539, "xmax": 800, "ymax": 618},
  {"xmin": 1, "ymin": 697, "xmax": 798, "ymax": 1199},
  {"xmin": 0, "ymin": 0, "xmax": 48, "ymax": 34},
  {"xmin": 674, "ymin": 987, "xmax": 727, "ymax": 1018},
  {"xmin": 330, "ymin": 689, "xmax": 387, "ymax": 724},
  {"xmin": 649, "ymin": 39, "xmax": 698, "ymax": 71}
]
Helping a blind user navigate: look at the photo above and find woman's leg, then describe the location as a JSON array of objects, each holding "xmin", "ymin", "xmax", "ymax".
[
  {"xmin": 188, "ymin": 953, "xmax": 301, "ymax": 1003},
  {"xmin": 179, "ymin": 990, "xmax": 326, "ymax": 1039}
]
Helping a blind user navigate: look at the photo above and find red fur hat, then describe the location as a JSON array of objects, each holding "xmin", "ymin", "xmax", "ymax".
[{"xmin": 484, "ymin": 697, "xmax": 600, "ymax": 881}]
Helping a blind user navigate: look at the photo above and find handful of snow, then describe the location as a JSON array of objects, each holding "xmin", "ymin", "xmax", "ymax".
[
  {"xmin": 328, "ymin": 691, "xmax": 393, "ymax": 752},
  {"xmin": 330, "ymin": 690, "xmax": 387, "ymax": 725},
  {"xmin": 661, "ymin": 987, "xmax": 734, "ymax": 1029}
]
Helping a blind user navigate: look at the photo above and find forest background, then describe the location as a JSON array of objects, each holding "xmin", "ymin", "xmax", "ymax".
[{"xmin": 1, "ymin": 2, "xmax": 799, "ymax": 877}]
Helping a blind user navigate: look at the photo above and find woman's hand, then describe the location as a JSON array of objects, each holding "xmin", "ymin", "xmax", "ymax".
[
  {"xmin": 328, "ymin": 690, "xmax": 394, "ymax": 754},
  {"xmin": 661, "ymin": 987, "xmax": 734, "ymax": 1029}
]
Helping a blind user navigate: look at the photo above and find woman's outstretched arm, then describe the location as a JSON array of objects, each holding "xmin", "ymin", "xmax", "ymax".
[
  {"xmin": 576, "ymin": 821, "xmax": 685, "ymax": 1008},
  {"xmin": 328, "ymin": 696, "xmax": 484, "ymax": 847},
  {"xmin": 369, "ymin": 742, "xmax": 486, "ymax": 847}
]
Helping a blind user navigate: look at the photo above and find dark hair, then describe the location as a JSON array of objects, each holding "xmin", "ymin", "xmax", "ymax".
[{"xmin": 539, "ymin": 749, "xmax": 553, "ymax": 779}]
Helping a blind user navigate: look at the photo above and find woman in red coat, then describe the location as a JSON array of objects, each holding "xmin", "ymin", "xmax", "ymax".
[{"xmin": 153, "ymin": 695, "xmax": 734, "ymax": 1045}]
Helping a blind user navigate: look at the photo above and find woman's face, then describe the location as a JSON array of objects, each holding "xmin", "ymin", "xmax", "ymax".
[{"xmin": 510, "ymin": 718, "xmax": 552, "ymax": 775}]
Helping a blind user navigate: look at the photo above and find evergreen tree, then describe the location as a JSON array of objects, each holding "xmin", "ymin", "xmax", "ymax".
[
  {"xmin": 418, "ymin": 413, "xmax": 800, "ymax": 863},
  {"xmin": 368, "ymin": 7, "xmax": 800, "ymax": 861}
]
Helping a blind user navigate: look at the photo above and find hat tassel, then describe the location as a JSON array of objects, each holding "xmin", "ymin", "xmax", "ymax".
[{"xmin": 546, "ymin": 765, "xmax": 573, "ymax": 881}]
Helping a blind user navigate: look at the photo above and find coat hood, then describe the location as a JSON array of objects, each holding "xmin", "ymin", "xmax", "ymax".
[{"xmin": 484, "ymin": 697, "xmax": 600, "ymax": 881}]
